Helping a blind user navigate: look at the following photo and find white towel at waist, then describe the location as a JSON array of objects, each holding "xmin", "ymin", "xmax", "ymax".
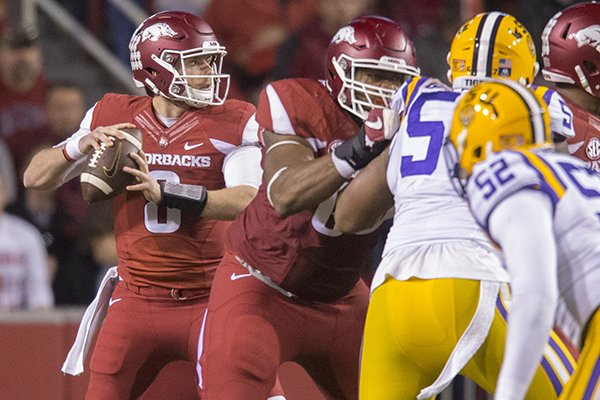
[
  {"xmin": 417, "ymin": 280, "xmax": 500, "ymax": 399},
  {"xmin": 61, "ymin": 266, "xmax": 118, "ymax": 376}
]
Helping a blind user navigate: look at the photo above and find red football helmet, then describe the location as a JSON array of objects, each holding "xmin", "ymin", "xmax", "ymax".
[
  {"xmin": 128, "ymin": 11, "xmax": 229, "ymax": 107},
  {"xmin": 542, "ymin": 2, "xmax": 600, "ymax": 98},
  {"xmin": 326, "ymin": 16, "xmax": 420, "ymax": 120}
]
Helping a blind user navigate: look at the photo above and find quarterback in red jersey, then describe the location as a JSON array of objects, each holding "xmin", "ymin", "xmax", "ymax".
[
  {"xmin": 24, "ymin": 11, "xmax": 285, "ymax": 400},
  {"xmin": 541, "ymin": 2, "xmax": 600, "ymax": 171},
  {"xmin": 197, "ymin": 16, "xmax": 420, "ymax": 400}
]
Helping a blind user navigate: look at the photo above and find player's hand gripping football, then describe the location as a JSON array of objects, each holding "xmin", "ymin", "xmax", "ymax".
[
  {"xmin": 124, "ymin": 150, "xmax": 162, "ymax": 204},
  {"xmin": 63, "ymin": 122, "xmax": 134, "ymax": 161},
  {"xmin": 332, "ymin": 108, "xmax": 400, "ymax": 178}
]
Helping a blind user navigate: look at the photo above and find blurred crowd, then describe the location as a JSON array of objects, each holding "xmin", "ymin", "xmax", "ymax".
[{"xmin": 0, "ymin": 0, "xmax": 584, "ymax": 310}]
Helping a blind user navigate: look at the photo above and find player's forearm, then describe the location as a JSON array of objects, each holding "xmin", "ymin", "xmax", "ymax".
[
  {"xmin": 336, "ymin": 151, "xmax": 393, "ymax": 233},
  {"xmin": 490, "ymin": 192, "xmax": 559, "ymax": 400},
  {"xmin": 23, "ymin": 147, "xmax": 72, "ymax": 190},
  {"xmin": 203, "ymin": 185, "xmax": 258, "ymax": 220},
  {"xmin": 268, "ymin": 155, "xmax": 346, "ymax": 217}
]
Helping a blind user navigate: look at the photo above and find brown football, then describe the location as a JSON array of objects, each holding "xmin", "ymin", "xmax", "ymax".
[{"xmin": 80, "ymin": 127, "xmax": 143, "ymax": 203}]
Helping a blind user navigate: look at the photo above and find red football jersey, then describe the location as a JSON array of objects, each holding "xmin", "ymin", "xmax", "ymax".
[
  {"xmin": 91, "ymin": 93, "xmax": 257, "ymax": 289},
  {"xmin": 227, "ymin": 79, "xmax": 378, "ymax": 303},
  {"xmin": 565, "ymin": 97, "xmax": 600, "ymax": 171}
]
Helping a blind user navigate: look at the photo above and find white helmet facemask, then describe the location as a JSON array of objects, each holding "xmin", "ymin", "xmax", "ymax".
[
  {"xmin": 152, "ymin": 45, "xmax": 230, "ymax": 108},
  {"xmin": 333, "ymin": 54, "xmax": 420, "ymax": 120}
]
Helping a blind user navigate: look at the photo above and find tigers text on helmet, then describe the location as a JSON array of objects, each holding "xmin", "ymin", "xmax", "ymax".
[
  {"xmin": 128, "ymin": 11, "xmax": 230, "ymax": 108},
  {"xmin": 326, "ymin": 15, "xmax": 420, "ymax": 120},
  {"xmin": 541, "ymin": 2, "xmax": 600, "ymax": 98},
  {"xmin": 447, "ymin": 12, "xmax": 539, "ymax": 89},
  {"xmin": 448, "ymin": 79, "xmax": 551, "ymax": 177}
]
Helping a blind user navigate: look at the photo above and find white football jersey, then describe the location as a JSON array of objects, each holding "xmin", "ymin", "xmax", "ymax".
[
  {"xmin": 382, "ymin": 77, "xmax": 504, "ymax": 277},
  {"xmin": 468, "ymin": 149, "xmax": 600, "ymax": 326}
]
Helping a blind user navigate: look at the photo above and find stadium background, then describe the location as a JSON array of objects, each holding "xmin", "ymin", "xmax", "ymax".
[{"xmin": 0, "ymin": 0, "xmax": 586, "ymax": 399}]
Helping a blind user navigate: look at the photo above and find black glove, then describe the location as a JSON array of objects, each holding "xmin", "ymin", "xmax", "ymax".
[{"xmin": 332, "ymin": 108, "xmax": 400, "ymax": 178}]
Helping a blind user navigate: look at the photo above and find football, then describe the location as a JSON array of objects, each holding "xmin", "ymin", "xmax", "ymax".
[{"xmin": 80, "ymin": 127, "xmax": 143, "ymax": 203}]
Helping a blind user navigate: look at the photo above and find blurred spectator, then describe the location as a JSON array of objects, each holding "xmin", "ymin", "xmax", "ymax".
[
  {"xmin": 375, "ymin": 0, "xmax": 462, "ymax": 81},
  {"xmin": 0, "ymin": 174, "xmax": 54, "ymax": 310},
  {"xmin": 273, "ymin": 0, "xmax": 373, "ymax": 80},
  {"xmin": 0, "ymin": 137, "xmax": 16, "ymax": 205},
  {"xmin": 203, "ymin": 0, "xmax": 293, "ymax": 101},
  {"xmin": 153, "ymin": 0, "xmax": 210, "ymax": 13},
  {"xmin": 7, "ymin": 82, "xmax": 86, "ymax": 180},
  {"xmin": 0, "ymin": 0, "xmax": 6, "ymax": 33},
  {"xmin": 53, "ymin": 203, "xmax": 116, "ymax": 306},
  {"xmin": 0, "ymin": 26, "xmax": 47, "ymax": 140}
]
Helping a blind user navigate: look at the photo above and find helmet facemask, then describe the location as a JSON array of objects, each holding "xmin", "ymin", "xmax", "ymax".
[
  {"xmin": 153, "ymin": 45, "xmax": 230, "ymax": 108},
  {"xmin": 332, "ymin": 53, "xmax": 419, "ymax": 120}
]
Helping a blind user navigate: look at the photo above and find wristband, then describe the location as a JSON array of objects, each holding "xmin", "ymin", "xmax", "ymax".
[
  {"xmin": 64, "ymin": 136, "xmax": 86, "ymax": 160},
  {"xmin": 331, "ymin": 152, "xmax": 357, "ymax": 179},
  {"xmin": 159, "ymin": 182, "xmax": 208, "ymax": 215}
]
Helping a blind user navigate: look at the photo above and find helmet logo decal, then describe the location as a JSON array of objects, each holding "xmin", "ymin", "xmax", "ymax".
[
  {"xmin": 332, "ymin": 26, "xmax": 357, "ymax": 45},
  {"xmin": 498, "ymin": 58, "xmax": 512, "ymax": 76},
  {"xmin": 452, "ymin": 59, "xmax": 466, "ymax": 72},
  {"xmin": 141, "ymin": 23, "xmax": 178, "ymax": 42},
  {"xmin": 586, "ymin": 137, "xmax": 600, "ymax": 160},
  {"xmin": 129, "ymin": 34, "xmax": 142, "ymax": 71},
  {"xmin": 569, "ymin": 25, "xmax": 600, "ymax": 53}
]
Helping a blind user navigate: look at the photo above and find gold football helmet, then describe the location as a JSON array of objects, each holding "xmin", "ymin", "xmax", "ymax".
[
  {"xmin": 448, "ymin": 79, "xmax": 551, "ymax": 176},
  {"xmin": 447, "ymin": 12, "xmax": 539, "ymax": 86}
]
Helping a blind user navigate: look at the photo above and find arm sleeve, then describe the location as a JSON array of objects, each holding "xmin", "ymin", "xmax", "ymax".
[
  {"xmin": 489, "ymin": 190, "xmax": 559, "ymax": 400},
  {"xmin": 24, "ymin": 227, "xmax": 54, "ymax": 309},
  {"xmin": 222, "ymin": 145, "xmax": 263, "ymax": 188}
]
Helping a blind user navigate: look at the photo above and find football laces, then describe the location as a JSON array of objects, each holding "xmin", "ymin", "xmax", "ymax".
[{"xmin": 88, "ymin": 136, "xmax": 116, "ymax": 168}]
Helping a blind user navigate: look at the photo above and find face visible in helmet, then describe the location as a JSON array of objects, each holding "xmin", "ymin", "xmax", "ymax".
[
  {"xmin": 444, "ymin": 79, "xmax": 551, "ymax": 194},
  {"xmin": 129, "ymin": 11, "xmax": 230, "ymax": 108},
  {"xmin": 541, "ymin": 2, "xmax": 600, "ymax": 98},
  {"xmin": 447, "ymin": 12, "xmax": 539, "ymax": 89},
  {"xmin": 326, "ymin": 15, "xmax": 420, "ymax": 120}
]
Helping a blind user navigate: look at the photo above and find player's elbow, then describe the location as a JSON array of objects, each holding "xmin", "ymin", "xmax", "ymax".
[{"xmin": 23, "ymin": 166, "xmax": 46, "ymax": 189}]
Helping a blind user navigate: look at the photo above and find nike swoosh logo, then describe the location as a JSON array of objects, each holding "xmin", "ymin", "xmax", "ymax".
[
  {"xmin": 184, "ymin": 142, "xmax": 204, "ymax": 150},
  {"xmin": 230, "ymin": 272, "xmax": 252, "ymax": 281},
  {"xmin": 103, "ymin": 142, "xmax": 122, "ymax": 178},
  {"xmin": 365, "ymin": 116, "xmax": 383, "ymax": 130},
  {"xmin": 567, "ymin": 141, "xmax": 584, "ymax": 154},
  {"xmin": 108, "ymin": 298, "xmax": 122, "ymax": 306}
]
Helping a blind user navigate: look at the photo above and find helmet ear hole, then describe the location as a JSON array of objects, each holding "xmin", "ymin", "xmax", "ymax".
[{"xmin": 473, "ymin": 146, "xmax": 482, "ymax": 158}]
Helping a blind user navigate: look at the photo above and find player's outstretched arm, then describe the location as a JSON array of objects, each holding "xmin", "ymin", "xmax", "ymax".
[
  {"xmin": 262, "ymin": 129, "xmax": 347, "ymax": 217},
  {"xmin": 489, "ymin": 190, "xmax": 559, "ymax": 400},
  {"xmin": 335, "ymin": 150, "xmax": 393, "ymax": 233},
  {"xmin": 24, "ymin": 123, "xmax": 132, "ymax": 190}
]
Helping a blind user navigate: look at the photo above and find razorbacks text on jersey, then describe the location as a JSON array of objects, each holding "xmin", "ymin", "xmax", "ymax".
[
  {"xmin": 61, "ymin": 93, "xmax": 260, "ymax": 289},
  {"xmin": 467, "ymin": 148, "xmax": 600, "ymax": 327}
]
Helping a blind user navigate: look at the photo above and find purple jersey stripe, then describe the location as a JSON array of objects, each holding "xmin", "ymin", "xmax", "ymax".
[
  {"xmin": 548, "ymin": 336, "xmax": 575, "ymax": 374},
  {"xmin": 583, "ymin": 356, "xmax": 600, "ymax": 400},
  {"xmin": 541, "ymin": 357, "xmax": 563, "ymax": 396}
]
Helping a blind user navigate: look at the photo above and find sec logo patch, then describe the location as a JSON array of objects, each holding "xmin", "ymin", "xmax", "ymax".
[{"xmin": 586, "ymin": 137, "xmax": 600, "ymax": 161}]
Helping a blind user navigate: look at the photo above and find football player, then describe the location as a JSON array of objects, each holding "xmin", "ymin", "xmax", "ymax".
[
  {"xmin": 24, "ymin": 11, "xmax": 285, "ymax": 400},
  {"xmin": 335, "ymin": 12, "xmax": 576, "ymax": 399},
  {"xmin": 541, "ymin": 1, "xmax": 600, "ymax": 172},
  {"xmin": 447, "ymin": 79, "xmax": 600, "ymax": 400},
  {"xmin": 196, "ymin": 16, "xmax": 419, "ymax": 400}
]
